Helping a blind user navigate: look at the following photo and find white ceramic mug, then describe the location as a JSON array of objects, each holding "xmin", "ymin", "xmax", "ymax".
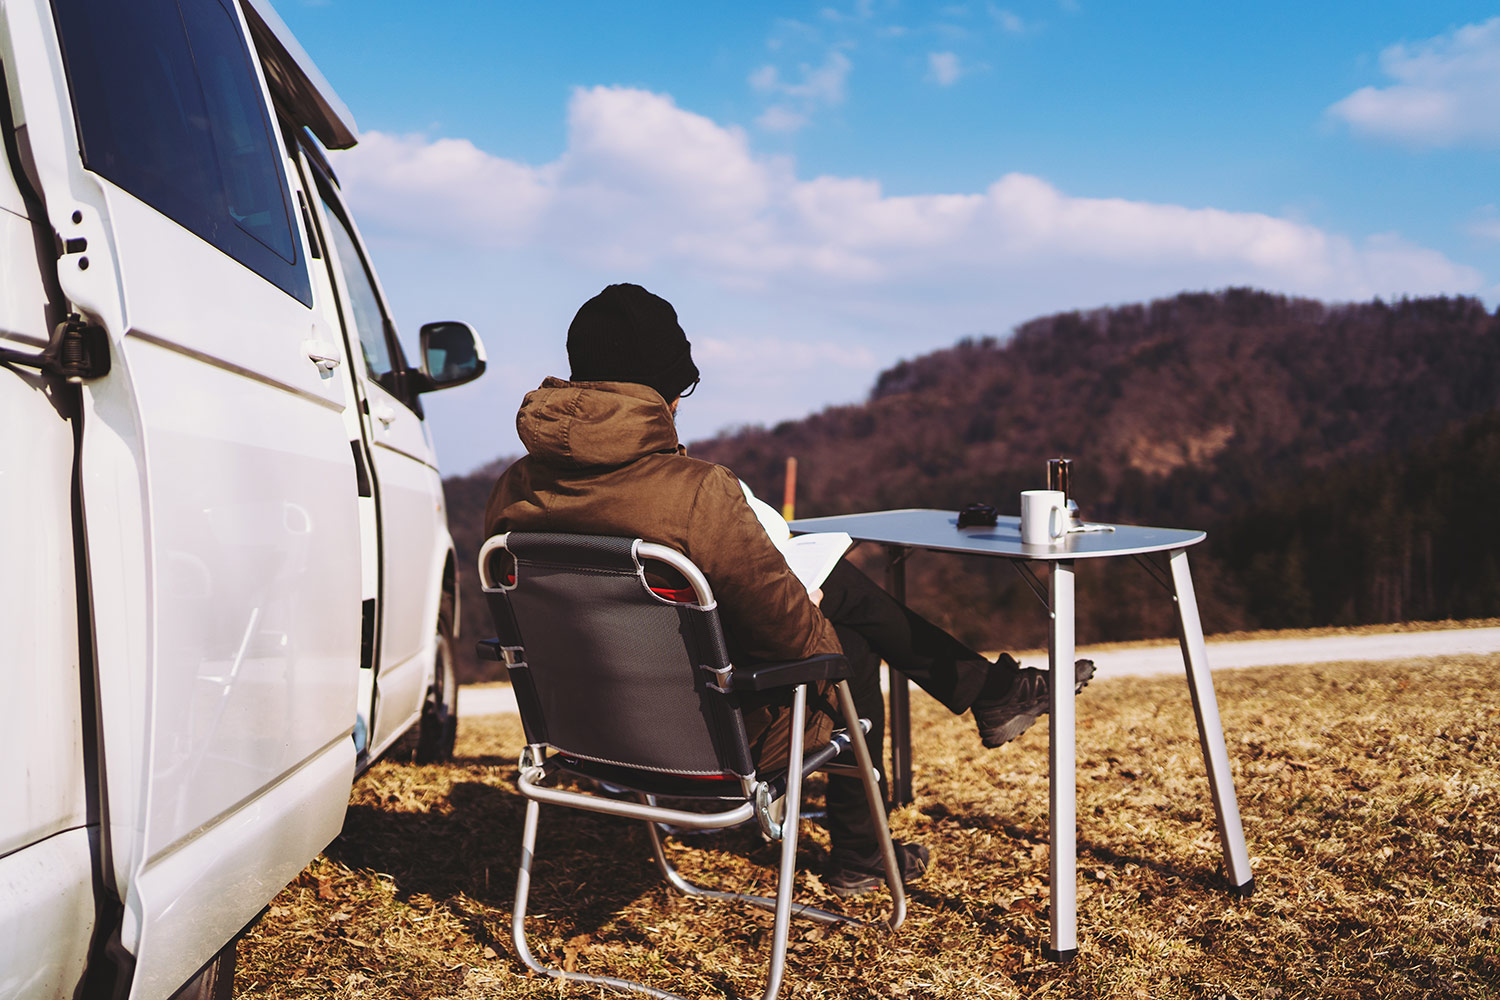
[{"xmin": 1020, "ymin": 489, "xmax": 1069, "ymax": 545}]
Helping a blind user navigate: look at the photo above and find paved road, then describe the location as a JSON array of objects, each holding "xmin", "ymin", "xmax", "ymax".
[
  {"xmin": 1016, "ymin": 626, "xmax": 1500, "ymax": 682},
  {"xmin": 458, "ymin": 627, "xmax": 1500, "ymax": 718}
]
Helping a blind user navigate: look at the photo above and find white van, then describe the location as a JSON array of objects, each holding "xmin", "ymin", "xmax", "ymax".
[{"xmin": 0, "ymin": 1, "xmax": 484, "ymax": 996}]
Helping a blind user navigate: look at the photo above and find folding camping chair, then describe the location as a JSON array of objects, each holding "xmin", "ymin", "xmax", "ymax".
[{"xmin": 477, "ymin": 532, "xmax": 905, "ymax": 1000}]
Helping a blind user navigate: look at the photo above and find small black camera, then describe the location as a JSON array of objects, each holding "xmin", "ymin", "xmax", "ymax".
[{"xmin": 956, "ymin": 502, "xmax": 998, "ymax": 528}]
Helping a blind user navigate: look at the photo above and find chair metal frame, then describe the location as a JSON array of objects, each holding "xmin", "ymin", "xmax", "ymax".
[{"xmin": 478, "ymin": 532, "xmax": 905, "ymax": 1000}]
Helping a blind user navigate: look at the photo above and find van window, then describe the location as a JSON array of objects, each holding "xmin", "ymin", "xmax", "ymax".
[
  {"xmin": 317, "ymin": 190, "xmax": 396, "ymax": 386},
  {"xmin": 52, "ymin": 0, "xmax": 312, "ymax": 305}
]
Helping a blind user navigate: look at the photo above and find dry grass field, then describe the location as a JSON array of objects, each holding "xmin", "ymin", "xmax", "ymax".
[{"xmin": 238, "ymin": 653, "xmax": 1500, "ymax": 999}]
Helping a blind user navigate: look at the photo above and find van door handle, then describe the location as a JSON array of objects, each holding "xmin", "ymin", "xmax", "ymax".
[
  {"xmin": 303, "ymin": 339, "xmax": 342, "ymax": 373},
  {"xmin": 373, "ymin": 404, "xmax": 395, "ymax": 427}
]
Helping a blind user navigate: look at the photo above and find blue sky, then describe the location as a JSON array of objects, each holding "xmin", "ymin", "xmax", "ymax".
[{"xmin": 275, "ymin": 1, "xmax": 1500, "ymax": 473}]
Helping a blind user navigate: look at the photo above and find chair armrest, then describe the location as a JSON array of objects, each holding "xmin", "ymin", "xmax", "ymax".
[{"xmin": 732, "ymin": 653, "xmax": 850, "ymax": 692}]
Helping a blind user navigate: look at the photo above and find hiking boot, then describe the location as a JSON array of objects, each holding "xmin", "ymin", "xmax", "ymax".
[
  {"xmin": 972, "ymin": 658, "xmax": 1096, "ymax": 748},
  {"xmin": 826, "ymin": 841, "xmax": 929, "ymax": 898}
]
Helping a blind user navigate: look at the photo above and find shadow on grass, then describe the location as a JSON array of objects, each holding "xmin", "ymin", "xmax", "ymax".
[
  {"xmin": 903, "ymin": 882, "xmax": 1033, "ymax": 941},
  {"xmin": 930, "ymin": 790, "xmax": 1235, "ymax": 895},
  {"xmin": 1075, "ymin": 839, "xmax": 1234, "ymax": 895},
  {"xmin": 324, "ymin": 777, "xmax": 807, "ymax": 980}
]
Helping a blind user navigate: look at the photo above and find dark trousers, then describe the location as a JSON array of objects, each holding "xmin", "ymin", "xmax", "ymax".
[{"xmin": 817, "ymin": 559, "xmax": 1016, "ymax": 868}]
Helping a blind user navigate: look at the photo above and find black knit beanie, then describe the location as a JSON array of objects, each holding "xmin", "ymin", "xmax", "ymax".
[{"xmin": 567, "ymin": 283, "xmax": 699, "ymax": 402}]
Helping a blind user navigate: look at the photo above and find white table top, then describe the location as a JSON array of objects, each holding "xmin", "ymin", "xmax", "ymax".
[{"xmin": 788, "ymin": 508, "xmax": 1205, "ymax": 561}]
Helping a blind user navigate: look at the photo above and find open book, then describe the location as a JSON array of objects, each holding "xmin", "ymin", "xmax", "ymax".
[{"xmin": 741, "ymin": 483, "xmax": 852, "ymax": 592}]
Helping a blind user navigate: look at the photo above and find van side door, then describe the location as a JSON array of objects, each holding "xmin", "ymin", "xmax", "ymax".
[
  {"xmin": 301, "ymin": 165, "xmax": 450, "ymax": 759},
  {"xmin": 3, "ymin": 1, "xmax": 361, "ymax": 994}
]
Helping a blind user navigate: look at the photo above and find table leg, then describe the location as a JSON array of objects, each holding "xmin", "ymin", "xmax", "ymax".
[
  {"xmin": 1047, "ymin": 560, "xmax": 1078, "ymax": 962},
  {"xmin": 1169, "ymin": 550, "xmax": 1254, "ymax": 896},
  {"xmin": 885, "ymin": 547, "xmax": 914, "ymax": 806}
]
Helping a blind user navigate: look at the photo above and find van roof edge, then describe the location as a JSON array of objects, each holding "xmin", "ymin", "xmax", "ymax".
[{"xmin": 241, "ymin": 0, "xmax": 359, "ymax": 150}]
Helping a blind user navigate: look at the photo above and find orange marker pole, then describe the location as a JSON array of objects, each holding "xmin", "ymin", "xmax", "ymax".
[{"xmin": 781, "ymin": 456, "xmax": 797, "ymax": 521}]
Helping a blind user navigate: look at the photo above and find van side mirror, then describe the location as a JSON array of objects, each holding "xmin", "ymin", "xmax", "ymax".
[{"xmin": 417, "ymin": 321, "xmax": 486, "ymax": 392}]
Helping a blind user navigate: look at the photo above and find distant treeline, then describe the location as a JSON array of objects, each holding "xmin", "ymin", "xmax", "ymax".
[
  {"xmin": 446, "ymin": 289, "xmax": 1500, "ymax": 680},
  {"xmin": 1219, "ymin": 409, "xmax": 1500, "ymax": 629}
]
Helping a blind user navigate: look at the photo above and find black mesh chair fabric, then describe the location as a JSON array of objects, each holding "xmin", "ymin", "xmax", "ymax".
[{"xmin": 487, "ymin": 533, "xmax": 753, "ymax": 777}]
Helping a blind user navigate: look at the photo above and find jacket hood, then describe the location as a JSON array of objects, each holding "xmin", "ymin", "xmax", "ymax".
[{"xmin": 516, "ymin": 377, "xmax": 681, "ymax": 469}]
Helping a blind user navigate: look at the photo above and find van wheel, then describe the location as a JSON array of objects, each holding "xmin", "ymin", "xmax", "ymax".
[
  {"xmin": 415, "ymin": 627, "xmax": 457, "ymax": 763},
  {"xmin": 168, "ymin": 939, "xmax": 235, "ymax": 1000}
]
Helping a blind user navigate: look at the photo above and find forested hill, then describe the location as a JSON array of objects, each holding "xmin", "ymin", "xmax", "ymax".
[
  {"xmin": 447, "ymin": 288, "xmax": 1500, "ymax": 680},
  {"xmin": 694, "ymin": 289, "xmax": 1498, "ymax": 529}
]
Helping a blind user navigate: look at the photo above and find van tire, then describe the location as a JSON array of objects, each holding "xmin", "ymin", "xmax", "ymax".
[
  {"xmin": 168, "ymin": 939, "xmax": 235, "ymax": 1000},
  {"xmin": 415, "ymin": 613, "xmax": 457, "ymax": 763}
]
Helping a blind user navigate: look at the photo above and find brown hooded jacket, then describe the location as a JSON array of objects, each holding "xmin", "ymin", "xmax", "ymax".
[{"xmin": 485, "ymin": 378, "xmax": 840, "ymax": 761}]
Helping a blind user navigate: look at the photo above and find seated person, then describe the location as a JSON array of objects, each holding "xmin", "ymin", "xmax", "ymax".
[{"xmin": 485, "ymin": 283, "xmax": 1095, "ymax": 896}]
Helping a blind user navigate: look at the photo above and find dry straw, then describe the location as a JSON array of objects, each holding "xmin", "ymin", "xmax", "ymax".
[{"xmin": 240, "ymin": 653, "xmax": 1500, "ymax": 999}]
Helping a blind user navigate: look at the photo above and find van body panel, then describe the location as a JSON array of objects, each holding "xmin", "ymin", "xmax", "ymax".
[
  {"xmin": 301, "ymin": 172, "xmax": 450, "ymax": 755},
  {"xmin": 8, "ymin": 0, "xmax": 362, "ymax": 969},
  {"xmin": 117, "ymin": 332, "xmax": 361, "ymax": 856},
  {"xmin": 367, "ymin": 406, "xmax": 446, "ymax": 750},
  {"xmin": 366, "ymin": 532, "xmax": 454, "ymax": 760},
  {"xmin": 1, "ymin": 142, "xmax": 25, "ymax": 215},
  {"xmin": 79, "ymin": 213, "xmax": 362, "ymax": 976},
  {"xmin": 127, "ymin": 734, "xmax": 353, "ymax": 1000},
  {"xmin": 0, "ymin": 198, "xmax": 52, "ymax": 349},
  {"xmin": 0, "ymin": 829, "xmax": 96, "ymax": 1000},
  {"xmin": 63, "ymin": 184, "xmax": 364, "ymax": 910},
  {"xmin": 0, "ymin": 363, "xmax": 86, "ymax": 857},
  {"xmin": 73, "ymin": 368, "xmax": 153, "ymax": 903},
  {"xmin": 1, "ymin": 2, "xmax": 474, "ymax": 994}
]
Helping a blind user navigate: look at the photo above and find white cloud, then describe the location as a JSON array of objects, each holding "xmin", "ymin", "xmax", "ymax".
[
  {"xmin": 750, "ymin": 50, "xmax": 852, "ymax": 105},
  {"xmin": 988, "ymin": 5, "xmax": 1025, "ymax": 33},
  {"xmin": 756, "ymin": 105, "xmax": 810, "ymax": 132},
  {"xmin": 337, "ymin": 85, "xmax": 1483, "ymax": 339},
  {"xmin": 562, "ymin": 88, "xmax": 768, "ymax": 220},
  {"xmin": 928, "ymin": 51, "xmax": 963, "ymax": 86},
  {"xmin": 819, "ymin": 0, "xmax": 876, "ymax": 24},
  {"xmin": 347, "ymin": 86, "xmax": 1488, "ymax": 468},
  {"xmin": 748, "ymin": 65, "xmax": 780, "ymax": 91},
  {"xmin": 330, "ymin": 131, "xmax": 552, "ymax": 246},
  {"xmin": 1328, "ymin": 17, "xmax": 1500, "ymax": 146},
  {"xmin": 1469, "ymin": 205, "xmax": 1500, "ymax": 242},
  {"xmin": 338, "ymin": 86, "xmax": 1483, "ymax": 300},
  {"xmin": 749, "ymin": 48, "xmax": 852, "ymax": 132}
]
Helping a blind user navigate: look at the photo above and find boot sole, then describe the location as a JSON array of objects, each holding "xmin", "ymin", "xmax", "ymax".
[{"xmin": 979, "ymin": 710, "xmax": 1040, "ymax": 748}]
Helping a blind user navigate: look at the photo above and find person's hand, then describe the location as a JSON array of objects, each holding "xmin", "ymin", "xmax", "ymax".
[{"xmin": 808, "ymin": 587, "xmax": 823, "ymax": 607}]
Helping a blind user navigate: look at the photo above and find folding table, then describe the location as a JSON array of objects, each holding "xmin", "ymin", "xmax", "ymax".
[{"xmin": 788, "ymin": 508, "xmax": 1254, "ymax": 960}]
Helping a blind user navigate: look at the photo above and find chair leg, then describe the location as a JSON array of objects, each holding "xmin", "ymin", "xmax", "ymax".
[
  {"xmin": 643, "ymin": 810, "xmax": 854, "ymax": 926},
  {"xmin": 835, "ymin": 679, "xmax": 908, "ymax": 930},
  {"xmin": 511, "ymin": 684, "xmax": 883, "ymax": 1000},
  {"xmin": 511, "ymin": 797, "xmax": 683, "ymax": 1000},
  {"xmin": 760, "ymin": 684, "xmax": 807, "ymax": 1000},
  {"xmin": 510, "ymin": 798, "xmax": 546, "ymax": 977}
]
